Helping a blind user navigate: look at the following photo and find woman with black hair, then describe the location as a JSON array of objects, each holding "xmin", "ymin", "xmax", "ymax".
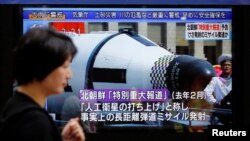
[{"xmin": 0, "ymin": 27, "xmax": 85, "ymax": 141}]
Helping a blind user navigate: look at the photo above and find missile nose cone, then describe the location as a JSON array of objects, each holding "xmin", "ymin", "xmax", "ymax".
[
  {"xmin": 187, "ymin": 59, "xmax": 216, "ymax": 91},
  {"xmin": 166, "ymin": 55, "xmax": 216, "ymax": 92}
]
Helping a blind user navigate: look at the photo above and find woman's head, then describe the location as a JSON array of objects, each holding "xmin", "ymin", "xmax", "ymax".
[{"xmin": 14, "ymin": 27, "xmax": 77, "ymax": 86}]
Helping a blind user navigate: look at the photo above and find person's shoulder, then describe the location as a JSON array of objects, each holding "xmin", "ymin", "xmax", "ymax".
[
  {"xmin": 211, "ymin": 76, "xmax": 221, "ymax": 82},
  {"xmin": 206, "ymin": 77, "xmax": 221, "ymax": 86},
  {"xmin": 207, "ymin": 77, "xmax": 218, "ymax": 83},
  {"xmin": 212, "ymin": 76, "xmax": 220, "ymax": 80},
  {"xmin": 12, "ymin": 109, "xmax": 57, "ymax": 140},
  {"xmin": 18, "ymin": 108, "xmax": 51, "ymax": 125}
]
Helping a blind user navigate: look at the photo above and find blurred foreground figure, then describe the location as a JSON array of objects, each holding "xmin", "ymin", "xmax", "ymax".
[{"xmin": 0, "ymin": 27, "xmax": 85, "ymax": 141}]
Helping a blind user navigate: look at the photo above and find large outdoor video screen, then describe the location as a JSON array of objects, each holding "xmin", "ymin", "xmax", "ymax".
[{"xmin": 23, "ymin": 7, "xmax": 232, "ymax": 133}]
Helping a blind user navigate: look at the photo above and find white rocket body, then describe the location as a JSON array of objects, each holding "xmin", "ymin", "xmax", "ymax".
[
  {"xmin": 47, "ymin": 30, "xmax": 215, "ymax": 118},
  {"xmin": 69, "ymin": 31, "xmax": 173, "ymax": 92}
]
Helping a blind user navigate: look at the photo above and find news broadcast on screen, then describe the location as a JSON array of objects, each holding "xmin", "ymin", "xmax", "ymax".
[
  {"xmin": 22, "ymin": 7, "xmax": 233, "ymax": 133},
  {"xmin": 0, "ymin": 0, "xmax": 249, "ymax": 140}
]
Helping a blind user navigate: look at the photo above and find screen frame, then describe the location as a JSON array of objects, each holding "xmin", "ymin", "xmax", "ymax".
[{"xmin": 1, "ymin": 4, "xmax": 249, "ymax": 140}]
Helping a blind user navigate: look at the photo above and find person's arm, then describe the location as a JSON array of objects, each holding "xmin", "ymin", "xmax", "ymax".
[{"xmin": 204, "ymin": 78, "xmax": 217, "ymax": 104}]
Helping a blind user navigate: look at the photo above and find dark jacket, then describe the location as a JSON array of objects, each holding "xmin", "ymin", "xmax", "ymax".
[{"xmin": 0, "ymin": 91, "xmax": 62, "ymax": 141}]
